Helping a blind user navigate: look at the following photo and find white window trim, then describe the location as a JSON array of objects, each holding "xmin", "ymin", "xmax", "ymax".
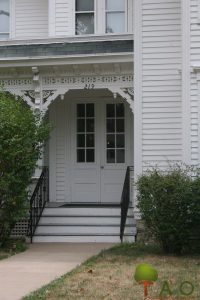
[
  {"xmin": 198, "ymin": 0, "xmax": 200, "ymax": 24},
  {"xmin": 10, "ymin": 0, "xmax": 16, "ymax": 39},
  {"xmin": 48, "ymin": 0, "xmax": 56, "ymax": 37}
]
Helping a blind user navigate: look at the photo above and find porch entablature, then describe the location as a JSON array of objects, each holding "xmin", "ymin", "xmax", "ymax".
[{"xmin": 0, "ymin": 63, "xmax": 134, "ymax": 113}]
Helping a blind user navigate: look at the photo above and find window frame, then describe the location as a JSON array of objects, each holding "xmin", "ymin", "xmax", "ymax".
[{"xmin": 74, "ymin": 0, "xmax": 129, "ymax": 36}]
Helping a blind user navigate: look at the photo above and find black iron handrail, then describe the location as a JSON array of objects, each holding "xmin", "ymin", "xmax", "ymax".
[
  {"xmin": 28, "ymin": 166, "xmax": 49, "ymax": 243},
  {"xmin": 120, "ymin": 166, "xmax": 134, "ymax": 242}
]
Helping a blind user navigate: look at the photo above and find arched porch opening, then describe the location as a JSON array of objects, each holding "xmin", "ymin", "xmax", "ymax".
[{"xmin": 45, "ymin": 88, "xmax": 134, "ymax": 204}]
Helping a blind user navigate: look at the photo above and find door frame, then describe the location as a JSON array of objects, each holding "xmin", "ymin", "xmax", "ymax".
[{"xmin": 49, "ymin": 94, "xmax": 134, "ymax": 203}]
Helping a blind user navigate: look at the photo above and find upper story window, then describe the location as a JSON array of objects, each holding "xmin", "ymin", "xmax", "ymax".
[
  {"xmin": 0, "ymin": 0, "xmax": 10, "ymax": 39},
  {"xmin": 75, "ymin": 0, "xmax": 128, "ymax": 36},
  {"xmin": 106, "ymin": 0, "xmax": 125, "ymax": 34},
  {"xmin": 75, "ymin": 0, "xmax": 94, "ymax": 35}
]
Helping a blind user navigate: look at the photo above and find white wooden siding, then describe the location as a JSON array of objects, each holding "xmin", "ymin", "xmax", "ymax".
[
  {"xmin": 13, "ymin": 0, "xmax": 133, "ymax": 38},
  {"xmin": 15, "ymin": 0, "xmax": 48, "ymax": 38},
  {"xmin": 141, "ymin": 0, "xmax": 182, "ymax": 170},
  {"xmin": 55, "ymin": 0, "xmax": 74, "ymax": 36},
  {"xmin": 190, "ymin": 0, "xmax": 200, "ymax": 165},
  {"xmin": 49, "ymin": 100, "xmax": 71, "ymax": 202}
]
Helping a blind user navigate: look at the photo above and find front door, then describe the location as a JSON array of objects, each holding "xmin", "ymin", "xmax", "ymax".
[
  {"xmin": 100, "ymin": 102, "xmax": 130, "ymax": 203},
  {"xmin": 71, "ymin": 99, "xmax": 132, "ymax": 203}
]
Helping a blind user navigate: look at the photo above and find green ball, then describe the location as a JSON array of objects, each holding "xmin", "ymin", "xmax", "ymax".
[{"xmin": 134, "ymin": 263, "xmax": 158, "ymax": 283}]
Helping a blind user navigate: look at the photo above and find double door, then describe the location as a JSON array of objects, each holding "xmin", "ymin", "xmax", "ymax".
[{"xmin": 71, "ymin": 99, "xmax": 133, "ymax": 203}]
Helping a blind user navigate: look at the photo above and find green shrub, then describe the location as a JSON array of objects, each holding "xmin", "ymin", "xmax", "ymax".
[
  {"xmin": 136, "ymin": 165, "xmax": 200, "ymax": 254},
  {"xmin": 0, "ymin": 91, "xmax": 50, "ymax": 244}
]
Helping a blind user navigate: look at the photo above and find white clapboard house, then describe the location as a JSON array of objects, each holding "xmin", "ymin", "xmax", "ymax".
[{"xmin": 0, "ymin": 0, "xmax": 198, "ymax": 243}]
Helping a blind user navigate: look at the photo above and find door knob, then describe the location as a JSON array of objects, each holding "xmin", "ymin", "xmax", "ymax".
[{"xmin": 101, "ymin": 166, "xmax": 104, "ymax": 169}]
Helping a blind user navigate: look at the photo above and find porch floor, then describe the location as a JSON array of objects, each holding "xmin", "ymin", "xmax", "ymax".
[{"xmin": 46, "ymin": 202, "xmax": 122, "ymax": 208}]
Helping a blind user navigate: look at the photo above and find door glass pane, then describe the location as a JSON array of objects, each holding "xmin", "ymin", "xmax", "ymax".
[
  {"xmin": 86, "ymin": 149, "xmax": 94, "ymax": 162},
  {"xmin": 77, "ymin": 119, "xmax": 85, "ymax": 132},
  {"xmin": 77, "ymin": 134, "xmax": 85, "ymax": 147},
  {"xmin": 116, "ymin": 119, "xmax": 124, "ymax": 132},
  {"xmin": 106, "ymin": 104, "xmax": 115, "ymax": 117},
  {"xmin": 77, "ymin": 149, "xmax": 85, "ymax": 162},
  {"xmin": 86, "ymin": 118, "xmax": 94, "ymax": 132},
  {"xmin": 107, "ymin": 149, "xmax": 115, "ymax": 163},
  {"xmin": 116, "ymin": 149, "xmax": 125, "ymax": 163},
  {"xmin": 116, "ymin": 134, "xmax": 125, "ymax": 148},
  {"xmin": 76, "ymin": 0, "xmax": 94, "ymax": 11},
  {"xmin": 86, "ymin": 103, "xmax": 94, "ymax": 117},
  {"xmin": 106, "ymin": 0, "xmax": 125, "ymax": 10},
  {"xmin": 86, "ymin": 134, "xmax": 94, "ymax": 147},
  {"xmin": 77, "ymin": 104, "xmax": 85, "ymax": 117},
  {"xmin": 76, "ymin": 13, "xmax": 94, "ymax": 35},
  {"xmin": 107, "ymin": 134, "xmax": 115, "ymax": 148},
  {"xmin": 106, "ymin": 119, "xmax": 115, "ymax": 132},
  {"xmin": 106, "ymin": 12, "xmax": 125, "ymax": 33},
  {"xmin": 116, "ymin": 103, "xmax": 124, "ymax": 117}
]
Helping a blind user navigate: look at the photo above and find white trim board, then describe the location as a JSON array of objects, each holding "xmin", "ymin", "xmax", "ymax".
[
  {"xmin": 0, "ymin": 34, "xmax": 133, "ymax": 46},
  {"xmin": 182, "ymin": 0, "xmax": 191, "ymax": 164}
]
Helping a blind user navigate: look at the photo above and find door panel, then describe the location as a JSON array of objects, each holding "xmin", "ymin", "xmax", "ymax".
[
  {"xmin": 100, "ymin": 102, "xmax": 130, "ymax": 203},
  {"xmin": 71, "ymin": 101, "xmax": 101, "ymax": 203}
]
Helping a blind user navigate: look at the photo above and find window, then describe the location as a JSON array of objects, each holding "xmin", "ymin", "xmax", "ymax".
[
  {"xmin": 75, "ymin": 0, "xmax": 94, "ymax": 35},
  {"xmin": 0, "ymin": 0, "xmax": 10, "ymax": 39},
  {"xmin": 76, "ymin": 103, "xmax": 95, "ymax": 163},
  {"xmin": 106, "ymin": 103, "xmax": 125, "ymax": 163},
  {"xmin": 106, "ymin": 0, "xmax": 125, "ymax": 33}
]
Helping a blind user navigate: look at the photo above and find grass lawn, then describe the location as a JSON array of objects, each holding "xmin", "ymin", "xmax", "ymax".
[
  {"xmin": 23, "ymin": 243, "xmax": 200, "ymax": 300},
  {"xmin": 0, "ymin": 239, "xmax": 27, "ymax": 260}
]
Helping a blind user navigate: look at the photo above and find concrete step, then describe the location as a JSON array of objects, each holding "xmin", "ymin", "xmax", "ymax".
[
  {"xmin": 35, "ymin": 225, "xmax": 136, "ymax": 235},
  {"xmin": 33, "ymin": 234, "xmax": 135, "ymax": 243},
  {"xmin": 39, "ymin": 216, "xmax": 136, "ymax": 226},
  {"xmin": 42, "ymin": 207, "xmax": 134, "ymax": 217},
  {"xmin": 33, "ymin": 205, "xmax": 136, "ymax": 243}
]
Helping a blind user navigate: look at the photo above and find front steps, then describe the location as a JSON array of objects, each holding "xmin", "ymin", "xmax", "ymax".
[{"xmin": 33, "ymin": 205, "xmax": 136, "ymax": 243}]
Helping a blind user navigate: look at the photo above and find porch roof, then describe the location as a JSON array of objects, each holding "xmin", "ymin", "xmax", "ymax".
[{"xmin": 0, "ymin": 40, "xmax": 133, "ymax": 60}]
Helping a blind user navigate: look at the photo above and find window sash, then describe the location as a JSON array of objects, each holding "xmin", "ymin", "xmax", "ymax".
[
  {"xmin": 105, "ymin": 0, "xmax": 126, "ymax": 34},
  {"xmin": 0, "ymin": 0, "xmax": 10, "ymax": 38},
  {"xmin": 75, "ymin": 0, "xmax": 95, "ymax": 35}
]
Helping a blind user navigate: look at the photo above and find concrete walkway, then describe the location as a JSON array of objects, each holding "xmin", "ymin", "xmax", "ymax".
[{"xmin": 0, "ymin": 243, "xmax": 114, "ymax": 300}]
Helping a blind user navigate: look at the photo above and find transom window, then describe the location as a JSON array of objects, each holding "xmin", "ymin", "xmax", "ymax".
[
  {"xmin": 75, "ymin": 0, "xmax": 94, "ymax": 35},
  {"xmin": 76, "ymin": 103, "xmax": 95, "ymax": 163},
  {"xmin": 106, "ymin": 103, "xmax": 125, "ymax": 163},
  {"xmin": 106, "ymin": 0, "xmax": 125, "ymax": 33},
  {"xmin": 0, "ymin": 0, "xmax": 10, "ymax": 39}
]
